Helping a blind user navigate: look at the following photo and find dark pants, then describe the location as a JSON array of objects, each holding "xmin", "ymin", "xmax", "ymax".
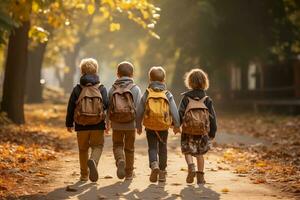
[{"xmin": 146, "ymin": 129, "xmax": 168, "ymax": 171}]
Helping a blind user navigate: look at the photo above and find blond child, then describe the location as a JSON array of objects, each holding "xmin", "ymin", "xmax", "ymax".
[
  {"xmin": 178, "ymin": 68, "xmax": 217, "ymax": 185},
  {"xmin": 66, "ymin": 58, "xmax": 109, "ymax": 182}
]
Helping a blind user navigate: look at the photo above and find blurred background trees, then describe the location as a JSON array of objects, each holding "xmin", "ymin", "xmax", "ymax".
[
  {"xmin": 0, "ymin": 0, "xmax": 160, "ymax": 124},
  {"xmin": 0, "ymin": 0, "xmax": 300, "ymax": 124}
]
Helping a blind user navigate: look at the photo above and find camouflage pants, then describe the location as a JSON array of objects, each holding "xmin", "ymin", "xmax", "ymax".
[{"xmin": 181, "ymin": 133, "xmax": 210, "ymax": 156}]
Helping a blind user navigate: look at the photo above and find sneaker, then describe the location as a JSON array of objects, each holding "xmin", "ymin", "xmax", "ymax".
[
  {"xmin": 149, "ymin": 161, "xmax": 159, "ymax": 183},
  {"xmin": 80, "ymin": 176, "xmax": 88, "ymax": 182},
  {"xmin": 117, "ymin": 160, "xmax": 126, "ymax": 179},
  {"xmin": 158, "ymin": 170, "xmax": 167, "ymax": 182},
  {"xmin": 186, "ymin": 163, "xmax": 196, "ymax": 184},
  {"xmin": 196, "ymin": 171, "xmax": 206, "ymax": 185},
  {"xmin": 125, "ymin": 171, "xmax": 135, "ymax": 180},
  {"xmin": 87, "ymin": 159, "xmax": 98, "ymax": 182}
]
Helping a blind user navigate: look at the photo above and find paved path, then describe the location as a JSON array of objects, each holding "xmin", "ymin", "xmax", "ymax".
[{"xmin": 20, "ymin": 133, "xmax": 293, "ymax": 200}]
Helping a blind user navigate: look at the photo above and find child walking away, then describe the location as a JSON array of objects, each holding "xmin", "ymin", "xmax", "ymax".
[
  {"xmin": 107, "ymin": 61, "xmax": 142, "ymax": 180},
  {"xmin": 178, "ymin": 68, "xmax": 217, "ymax": 185},
  {"xmin": 136, "ymin": 66, "xmax": 180, "ymax": 183},
  {"xmin": 65, "ymin": 58, "xmax": 109, "ymax": 182}
]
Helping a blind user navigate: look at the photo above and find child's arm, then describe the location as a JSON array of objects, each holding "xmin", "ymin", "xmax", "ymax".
[
  {"xmin": 136, "ymin": 92, "xmax": 147, "ymax": 134},
  {"xmin": 65, "ymin": 88, "xmax": 78, "ymax": 132},
  {"xmin": 100, "ymin": 85, "xmax": 109, "ymax": 111},
  {"xmin": 105, "ymin": 87, "xmax": 113, "ymax": 134},
  {"xmin": 178, "ymin": 96, "xmax": 189, "ymax": 124},
  {"xmin": 206, "ymin": 98, "xmax": 217, "ymax": 139},
  {"xmin": 132, "ymin": 85, "xmax": 142, "ymax": 110},
  {"xmin": 167, "ymin": 92, "xmax": 180, "ymax": 130}
]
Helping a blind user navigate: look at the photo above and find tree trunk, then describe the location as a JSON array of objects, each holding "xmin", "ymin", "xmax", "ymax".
[
  {"xmin": 62, "ymin": 51, "xmax": 77, "ymax": 92},
  {"xmin": 26, "ymin": 42, "xmax": 47, "ymax": 103},
  {"xmin": 61, "ymin": 10, "xmax": 96, "ymax": 93},
  {"xmin": 294, "ymin": 61, "xmax": 300, "ymax": 98},
  {"xmin": 1, "ymin": 21, "xmax": 30, "ymax": 124},
  {"xmin": 171, "ymin": 54, "xmax": 193, "ymax": 103}
]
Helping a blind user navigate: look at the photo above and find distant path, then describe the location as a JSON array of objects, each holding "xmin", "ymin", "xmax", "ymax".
[{"xmin": 19, "ymin": 132, "xmax": 293, "ymax": 200}]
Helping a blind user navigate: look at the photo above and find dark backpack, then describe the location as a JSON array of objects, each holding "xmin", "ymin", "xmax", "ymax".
[
  {"xmin": 182, "ymin": 96, "xmax": 210, "ymax": 135},
  {"xmin": 109, "ymin": 83, "xmax": 136, "ymax": 123},
  {"xmin": 74, "ymin": 84, "xmax": 105, "ymax": 125}
]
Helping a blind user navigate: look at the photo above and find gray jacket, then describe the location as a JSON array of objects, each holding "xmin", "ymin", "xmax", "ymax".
[
  {"xmin": 108, "ymin": 77, "xmax": 142, "ymax": 130},
  {"xmin": 136, "ymin": 81, "xmax": 180, "ymax": 130}
]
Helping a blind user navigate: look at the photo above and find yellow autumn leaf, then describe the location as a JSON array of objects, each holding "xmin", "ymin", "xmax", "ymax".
[
  {"xmin": 141, "ymin": 10, "xmax": 149, "ymax": 19},
  {"xmin": 149, "ymin": 31, "xmax": 160, "ymax": 40},
  {"xmin": 256, "ymin": 161, "xmax": 267, "ymax": 167},
  {"xmin": 75, "ymin": 3, "xmax": 85, "ymax": 9},
  {"xmin": 102, "ymin": 0, "xmax": 115, "ymax": 8},
  {"xmin": 100, "ymin": 7, "xmax": 110, "ymax": 19},
  {"xmin": 119, "ymin": 2, "xmax": 133, "ymax": 10},
  {"xmin": 153, "ymin": 13, "xmax": 160, "ymax": 19},
  {"xmin": 87, "ymin": 4, "xmax": 95, "ymax": 15},
  {"xmin": 110, "ymin": 23, "xmax": 121, "ymax": 32},
  {"xmin": 32, "ymin": 1, "xmax": 39, "ymax": 13},
  {"xmin": 221, "ymin": 188, "xmax": 229, "ymax": 193},
  {"xmin": 16, "ymin": 145, "xmax": 25, "ymax": 152}
]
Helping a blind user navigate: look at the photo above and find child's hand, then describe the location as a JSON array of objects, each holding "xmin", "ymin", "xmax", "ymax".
[
  {"xmin": 173, "ymin": 127, "xmax": 181, "ymax": 135},
  {"xmin": 105, "ymin": 122, "xmax": 111, "ymax": 135},
  {"xmin": 67, "ymin": 127, "xmax": 73, "ymax": 133},
  {"xmin": 105, "ymin": 128, "xmax": 110, "ymax": 135},
  {"xmin": 104, "ymin": 121, "xmax": 111, "ymax": 135},
  {"xmin": 137, "ymin": 128, "xmax": 142, "ymax": 135}
]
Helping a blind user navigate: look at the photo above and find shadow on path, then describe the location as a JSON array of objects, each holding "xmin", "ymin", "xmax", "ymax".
[
  {"xmin": 18, "ymin": 181, "xmax": 94, "ymax": 200},
  {"xmin": 18, "ymin": 180, "xmax": 220, "ymax": 200},
  {"xmin": 180, "ymin": 185, "xmax": 220, "ymax": 200}
]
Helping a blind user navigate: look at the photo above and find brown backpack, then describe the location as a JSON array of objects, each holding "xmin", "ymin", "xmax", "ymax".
[
  {"xmin": 109, "ymin": 83, "xmax": 136, "ymax": 123},
  {"xmin": 182, "ymin": 96, "xmax": 210, "ymax": 135},
  {"xmin": 74, "ymin": 84, "xmax": 105, "ymax": 125}
]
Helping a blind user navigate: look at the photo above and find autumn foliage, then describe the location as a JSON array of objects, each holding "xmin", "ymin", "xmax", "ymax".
[{"xmin": 0, "ymin": 104, "xmax": 74, "ymax": 198}]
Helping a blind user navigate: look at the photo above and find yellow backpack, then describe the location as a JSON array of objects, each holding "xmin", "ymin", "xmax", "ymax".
[{"xmin": 143, "ymin": 88, "xmax": 172, "ymax": 131}]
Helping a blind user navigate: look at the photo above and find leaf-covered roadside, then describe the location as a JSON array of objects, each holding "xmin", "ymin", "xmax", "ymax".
[
  {"xmin": 0, "ymin": 104, "xmax": 75, "ymax": 199},
  {"xmin": 218, "ymin": 113, "xmax": 300, "ymax": 195}
]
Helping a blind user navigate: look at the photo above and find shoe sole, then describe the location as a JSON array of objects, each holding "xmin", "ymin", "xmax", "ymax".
[
  {"xmin": 149, "ymin": 168, "xmax": 160, "ymax": 182},
  {"xmin": 87, "ymin": 160, "xmax": 98, "ymax": 182},
  {"xmin": 158, "ymin": 178, "xmax": 166, "ymax": 182},
  {"xmin": 186, "ymin": 171, "xmax": 196, "ymax": 184},
  {"xmin": 125, "ymin": 176, "xmax": 133, "ymax": 180},
  {"xmin": 117, "ymin": 160, "xmax": 126, "ymax": 179},
  {"xmin": 197, "ymin": 182, "xmax": 206, "ymax": 186}
]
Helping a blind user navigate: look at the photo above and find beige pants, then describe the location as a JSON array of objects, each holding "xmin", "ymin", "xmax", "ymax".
[
  {"xmin": 77, "ymin": 130, "xmax": 104, "ymax": 177},
  {"xmin": 112, "ymin": 130, "xmax": 135, "ymax": 174}
]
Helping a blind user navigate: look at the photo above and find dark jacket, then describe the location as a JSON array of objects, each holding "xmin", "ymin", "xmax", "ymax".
[
  {"xmin": 136, "ymin": 81, "xmax": 180, "ymax": 130},
  {"xmin": 178, "ymin": 89, "xmax": 217, "ymax": 138},
  {"xmin": 65, "ymin": 74, "xmax": 109, "ymax": 131}
]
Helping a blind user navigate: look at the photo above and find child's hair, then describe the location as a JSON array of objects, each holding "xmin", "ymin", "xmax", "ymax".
[
  {"xmin": 184, "ymin": 68, "xmax": 209, "ymax": 90},
  {"xmin": 80, "ymin": 58, "xmax": 98, "ymax": 75},
  {"xmin": 117, "ymin": 61, "xmax": 134, "ymax": 77},
  {"xmin": 148, "ymin": 66, "xmax": 166, "ymax": 82}
]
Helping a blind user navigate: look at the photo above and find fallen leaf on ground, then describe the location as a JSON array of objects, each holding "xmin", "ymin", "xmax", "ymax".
[
  {"xmin": 171, "ymin": 183, "xmax": 182, "ymax": 186},
  {"xmin": 221, "ymin": 188, "xmax": 229, "ymax": 193}
]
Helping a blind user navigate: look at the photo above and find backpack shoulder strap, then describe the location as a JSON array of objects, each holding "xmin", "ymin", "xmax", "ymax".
[
  {"xmin": 200, "ymin": 96, "xmax": 209, "ymax": 103},
  {"xmin": 93, "ymin": 83, "xmax": 102, "ymax": 89},
  {"xmin": 185, "ymin": 96, "xmax": 208, "ymax": 112},
  {"xmin": 126, "ymin": 83, "xmax": 136, "ymax": 90}
]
